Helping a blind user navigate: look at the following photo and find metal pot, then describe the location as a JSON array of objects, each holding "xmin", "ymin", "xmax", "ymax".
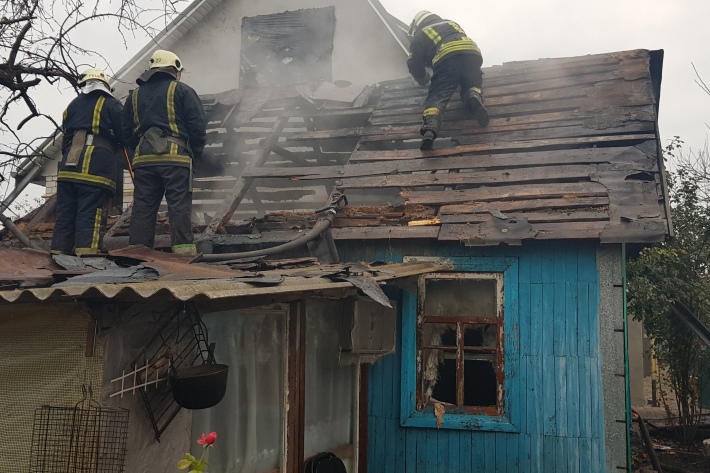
[{"xmin": 169, "ymin": 363, "xmax": 229, "ymax": 409}]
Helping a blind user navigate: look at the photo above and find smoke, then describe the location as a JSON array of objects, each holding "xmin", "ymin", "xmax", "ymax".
[{"xmin": 176, "ymin": 2, "xmax": 410, "ymax": 222}]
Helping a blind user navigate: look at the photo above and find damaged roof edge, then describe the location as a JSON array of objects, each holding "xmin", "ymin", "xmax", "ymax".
[
  {"xmin": 649, "ymin": 49, "xmax": 664, "ymax": 114},
  {"xmin": 648, "ymin": 49, "xmax": 673, "ymax": 239},
  {"xmin": 0, "ymin": 261, "xmax": 453, "ymax": 304}
]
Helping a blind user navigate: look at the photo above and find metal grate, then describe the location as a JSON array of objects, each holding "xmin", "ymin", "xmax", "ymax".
[
  {"xmin": 128, "ymin": 303, "xmax": 212, "ymax": 441},
  {"xmin": 29, "ymin": 404, "xmax": 129, "ymax": 473}
]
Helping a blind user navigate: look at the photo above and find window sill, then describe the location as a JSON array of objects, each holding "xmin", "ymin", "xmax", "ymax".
[{"xmin": 401, "ymin": 410, "xmax": 520, "ymax": 432}]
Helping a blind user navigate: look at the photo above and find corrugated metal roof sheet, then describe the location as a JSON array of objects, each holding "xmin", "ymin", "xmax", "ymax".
[{"xmin": 0, "ymin": 261, "xmax": 452, "ymax": 304}]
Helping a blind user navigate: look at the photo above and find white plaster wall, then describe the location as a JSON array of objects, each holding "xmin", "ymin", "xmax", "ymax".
[{"xmin": 164, "ymin": 0, "xmax": 409, "ymax": 94}]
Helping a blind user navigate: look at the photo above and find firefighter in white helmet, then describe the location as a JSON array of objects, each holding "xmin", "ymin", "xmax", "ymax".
[
  {"xmin": 407, "ymin": 11, "xmax": 489, "ymax": 150},
  {"xmin": 122, "ymin": 50, "xmax": 206, "ymax": 255},
  {"xmin": 51, "ymin": 67, "xmax": 124, "ymax": 255}
]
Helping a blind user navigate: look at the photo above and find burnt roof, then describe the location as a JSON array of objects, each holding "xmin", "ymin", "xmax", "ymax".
[
  {"xmin": 8, "ymin": 49, "xmax": 671, "ymax": 250},
  {"xmin": 182, "ymin": 48, "xmax": 670, "ymax": 247}
]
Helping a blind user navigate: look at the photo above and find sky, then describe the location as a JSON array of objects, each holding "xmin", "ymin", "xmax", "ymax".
[{"xmin": 3, "ymin": 0, "xmax": 710, "ymax": 210}]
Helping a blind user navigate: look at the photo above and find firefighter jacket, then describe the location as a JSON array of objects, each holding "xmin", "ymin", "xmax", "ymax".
[
  {"xmin": 407, "ymin": 16, "xmax": 481, "ymax": 85},
  {"xmin": 57, "ymin": 91, "xmax": 124, "ymax": 192},
  {"xmin": 122, "ymin": 72, "xmax": 207, "ymax": 169}
]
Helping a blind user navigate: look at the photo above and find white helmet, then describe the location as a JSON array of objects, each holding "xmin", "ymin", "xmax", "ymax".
[
  {"xmin": 408, "ymin": 10, "xmax": 435, "ymax": 36},
  {"xmin": 78, "ymin": 68, "xmax": 110, "ymax": 87},
  {"xmin": 149, "ymin": 50, "xmax": 184, "ymax": 71}
]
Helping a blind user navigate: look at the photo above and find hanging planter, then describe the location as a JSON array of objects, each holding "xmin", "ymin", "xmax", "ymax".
[{"xmin": 170, "ymin": 363, "xmax": 229, "ymax": 410}]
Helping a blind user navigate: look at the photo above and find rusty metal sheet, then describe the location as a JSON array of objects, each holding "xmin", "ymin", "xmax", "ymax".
[
  {"xmin": 230, "ymin": 276, "xmax": 284, "ymax": 285},
  {"xmin": 0, "ymin": 261, "xmax": 453, "ymax": 304},
  {"xmin": 325, "ymin": 274, "xmax": 392, "ymax": 308},
  {"xmin": 0, "ymin": 248, "xmax": 59, "ymax": 286},
  {"xmin": 109, "ymin": 245, "xmax": 194, "ymax": 263},
  {"xmin": 52, "ymin": 265, "xmax": 159, "ymax": 287},
  {"xmin": 142, "ymin": 259, "xmax": 254, "ymax": 281}
]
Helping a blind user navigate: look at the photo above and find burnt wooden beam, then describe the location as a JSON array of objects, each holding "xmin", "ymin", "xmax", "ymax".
[
  {"xmin": 338, "ymin": 164, "xmax": 599, "ymax": 189},
  {"xmin": 202, "ymin": 116, "xmax": 289, "ymax": 237},
  {"xmin": 254, "ymin": 105, "xmax": 375, "ymax": 119},
  {"xmin": 402, "ymin": 182, "xmax": 609, "ymax": 206},
  {"xmin": 242, "ymin": 146, "xmax": 655, "ymax": 181},
  {"xmin": 272, "ymin": 145, "xmax": 312, "ymax": 166},
  {"xmin": 436, "ymin": 218, "xmax": 667, "ymax": 245},
  {"xmin": 439, "ymin": 196, "xmax": 611, "ymax": 215},
  {"xmin": 439, "ymin": 210, "xmax": 610, "ymax": 225},
  {"xmin": 330, "ymin": 226, "xmax": 439, "ymax": 240},
  {"xmin": 358, "ymin": 134, "xmax": 655, "ymax": 159},
  {"xmin": 351, "ymin": 142, "xmax": 655, "ymax": 165}
]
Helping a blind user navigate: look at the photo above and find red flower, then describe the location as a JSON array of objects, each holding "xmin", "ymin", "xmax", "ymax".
[{"xmin": 197, "ymin": 432, "xmax": 217, "ymax": 446}]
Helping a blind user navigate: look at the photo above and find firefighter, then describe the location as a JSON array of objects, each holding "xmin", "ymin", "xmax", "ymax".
[
  {"xmin": 51, "ymin": 68, "xmax": 124, "ymax": 255},
  {"xmin": 122, "ymin": 50, "xmax": 207, "ymax": 255},
  {"xmin": 407, "ymin": 10, "xmax": 490, "ymax": 150}
]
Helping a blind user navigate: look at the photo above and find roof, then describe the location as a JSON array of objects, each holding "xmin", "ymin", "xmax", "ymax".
[
  {"xmin": 159, "ymin": 48, "xmax": 670, "ymax": 247},
  {"xmin": 0, "ymin": 246, "xmax": 452, "ymax": 304},
  {"xmin": 9, "ymin": 49, "xmax": 671, "ymax": 250}
]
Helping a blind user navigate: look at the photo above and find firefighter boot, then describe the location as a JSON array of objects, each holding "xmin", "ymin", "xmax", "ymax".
[
  {"xmin": 464, "ymin": 87, "xmax": 490, "ymax": 128},
  {"xmin": 420, "ymin": 108, "xmax": 443, "ymax": 151}
]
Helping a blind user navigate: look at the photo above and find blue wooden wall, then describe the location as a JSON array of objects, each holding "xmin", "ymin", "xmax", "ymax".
[{"xmin": 341, "ymin": 241, "xmax": 607, "ymax": 473}]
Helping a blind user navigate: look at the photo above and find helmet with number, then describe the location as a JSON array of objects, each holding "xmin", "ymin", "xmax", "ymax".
[
  {"xmin": 78, "ymin": 68, "xmax": 110, "ymax": 87},
  {"xmin": 408, "ymin": 10, "xmax": 435, "ymax": 36},
  {"xmin": 149, "ymin": 50, "xmax": 184, "ymax": 72}
]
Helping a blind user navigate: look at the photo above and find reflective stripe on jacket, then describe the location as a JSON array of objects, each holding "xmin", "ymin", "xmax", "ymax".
[
  {"xmin": 407, "ymin": 18, "xmax": 481, "ymax": 84},
  {"xmin": 121, "ymin": 73, "xmax": 207, "ymax": 169},
  {"xmin": 57, "ymin": 92, "xmax": 124, "ymax": 192}
]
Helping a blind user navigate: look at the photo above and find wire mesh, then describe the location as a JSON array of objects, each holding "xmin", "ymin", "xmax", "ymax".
[
  {"xmin": 29, "ymin": 404, "xmax": 129, "ymax": 473},
  {"xmin": 132, "ymin": 303, "xmax": 212, "ymax": 440}
]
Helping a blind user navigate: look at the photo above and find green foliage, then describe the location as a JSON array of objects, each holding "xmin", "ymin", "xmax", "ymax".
[
  {"xmin": 627, "ymin": 137, "xmax": 710, "ymax": 445},
  {"xmin": 177, "ymin": 432, "xmax": 216, "ymax": 472},
  {"xmin": 177, "ymin": 452, "xmax": 209, "ymax": 472}
]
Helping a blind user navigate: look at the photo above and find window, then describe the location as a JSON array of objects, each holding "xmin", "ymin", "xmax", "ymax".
[
  {"xmin": 401, "ymin": 257, "xmax": 519, "ymax": 431},
  {"xmin": 192, "ymin": 309, "xmax": 287, "ymax": 473},
  {"xmin": 418, "ymin": 273, "xmax": 503, "ymax": 415},
  {"xmin": 240, "ymin": 7, "xmax": 335, "ymax": 88}
]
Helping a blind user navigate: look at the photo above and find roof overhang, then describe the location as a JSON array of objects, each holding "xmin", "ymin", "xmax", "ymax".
[{"xmin": 0, "ymin": 260, "xmax": 452, "ymax": 304}]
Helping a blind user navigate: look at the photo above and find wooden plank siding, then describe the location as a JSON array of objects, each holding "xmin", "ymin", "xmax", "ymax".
[{"xmin": 340, "ymin": 241, "xmax": 606, "ymax": 473}]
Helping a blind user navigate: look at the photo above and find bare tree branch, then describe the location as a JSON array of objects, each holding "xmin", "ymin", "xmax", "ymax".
[
  {"xmin": 693, "ymin": 63, "xmax": 710, "ymax": 97},
  {"xmin": 0, "ymin": 0, "xmax": 187, "ymax": 183},
  {"xmin": 0, "ymin": 15, "xmax": 35, "ymax": 26}
]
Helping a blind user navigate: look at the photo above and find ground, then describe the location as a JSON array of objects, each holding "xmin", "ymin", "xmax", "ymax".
[
  {"xmin": 631, "ymin": 425, "xmax": 710, "ymax": 472},
  {"xmin": 632, "ymin": 380, "xmax": 710, "ymax": 472}
]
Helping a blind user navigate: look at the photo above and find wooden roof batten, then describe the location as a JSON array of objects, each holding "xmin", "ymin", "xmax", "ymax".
[{"xmin": 102, "ymin": 49, "xmax": 671, "ymax": 249}]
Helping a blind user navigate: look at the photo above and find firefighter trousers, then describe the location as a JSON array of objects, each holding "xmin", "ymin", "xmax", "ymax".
[
  {"xmin": 51, "ymin": 181, "xmax": 111, "ymax": 255},
  {"xmin": 129, "ymin": 165, "xmax": 195, "ymax": 253},
  {"xmin": 423, "ymin": 54, "xmax": 484, "ymax": 132}
]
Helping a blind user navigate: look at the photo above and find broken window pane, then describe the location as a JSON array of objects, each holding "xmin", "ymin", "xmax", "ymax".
[
  {"xmin": 418, "ymin": 273, "xmax": 503, "ymax": 414},
  {"xmin": 240, "ymin": 7, "xmax": 335, "ymax": 88},
  {"xmin": 423, "ymin": 278, "xmax": 497, "ymax": 319}
]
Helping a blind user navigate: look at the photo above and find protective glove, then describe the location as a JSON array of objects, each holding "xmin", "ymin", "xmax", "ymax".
[{"xmin": 416, "ymin": 71, "xmax": 432, "ymax": 87}]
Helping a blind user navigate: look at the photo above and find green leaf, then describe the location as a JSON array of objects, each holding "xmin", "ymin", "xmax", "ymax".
[
  {"xmin": 182, "ymin": 453, "xmax": 196, "ymax": 462},
  {"xmin": 176, "ymin": 459, "xmax": 192, "ymax": 470}
]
